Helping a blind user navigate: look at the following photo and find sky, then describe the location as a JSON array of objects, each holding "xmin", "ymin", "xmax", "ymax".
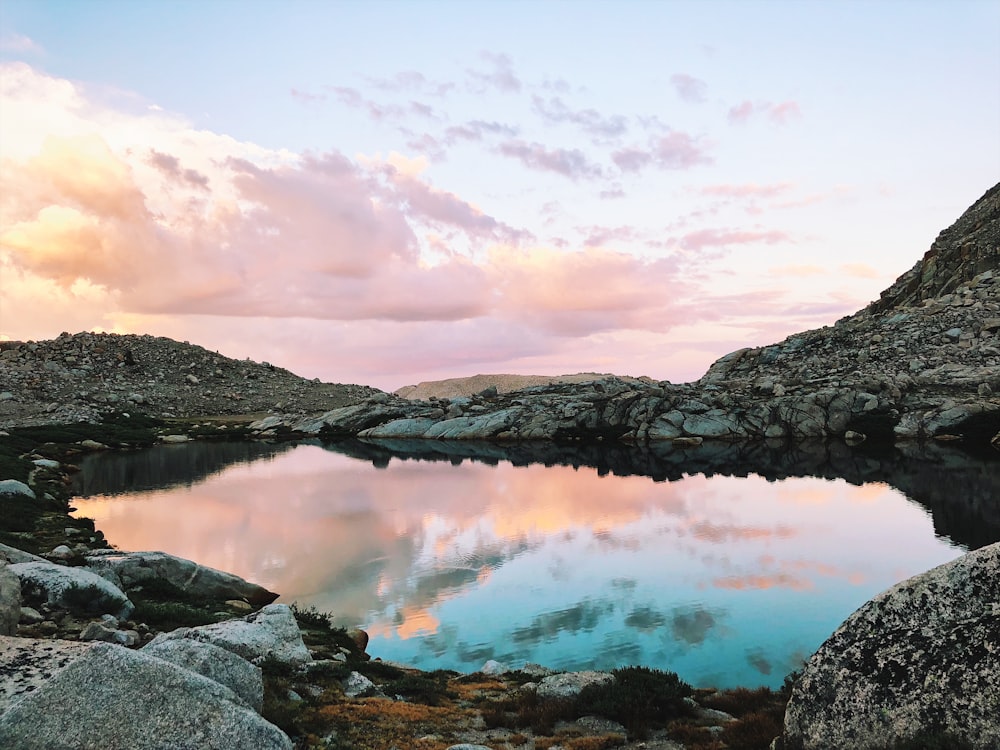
[{"xmin": 1, "ymin": 1, "xmax": 998, "ymax": 391}]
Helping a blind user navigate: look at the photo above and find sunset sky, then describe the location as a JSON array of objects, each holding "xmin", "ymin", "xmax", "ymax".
[{"xmin": 1, "ymin": 1, "xmax": 998, "ymax": 391}]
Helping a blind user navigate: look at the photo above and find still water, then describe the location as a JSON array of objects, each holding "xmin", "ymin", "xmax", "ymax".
[{"xmin": 71, "ymin": 439, "xmax": 990, "ymax": 689}]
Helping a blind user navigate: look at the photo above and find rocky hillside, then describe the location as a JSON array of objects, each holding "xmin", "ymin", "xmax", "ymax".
[
  {"xmin": 395, "ymin": 372, "xmax": 653, "ymax": 400},
  {"xmin": 260, "ymin": 183, "xmax": 999, "ymax": 447},
  {"xmin": 0, "ymin": 332, "xmax": 381, "ymax": 429}
]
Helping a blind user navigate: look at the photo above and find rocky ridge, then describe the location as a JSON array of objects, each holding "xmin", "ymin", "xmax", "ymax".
[
  {"xmin": 249, "ymin": 183, "xmax": 999, "ymax": 447},
  {"xmin": 0, "ymin": 332, "xmax": 381, "ymax": 429}
]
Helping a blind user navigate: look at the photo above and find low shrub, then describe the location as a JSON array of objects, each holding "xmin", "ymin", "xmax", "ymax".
[{"xmin": 576, "ymin": 666, "xmax": 693, "ymax": 739}]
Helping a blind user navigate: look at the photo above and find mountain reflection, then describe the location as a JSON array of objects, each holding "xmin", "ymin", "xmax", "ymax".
[{"xmin": 71, "ymin": 437, "xmax": 999, "ymax": 687}]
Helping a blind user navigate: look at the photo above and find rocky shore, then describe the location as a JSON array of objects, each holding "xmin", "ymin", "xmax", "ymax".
[{"xmin": 0, "ymin": 183, "xmax": 997, "ymax": 748}]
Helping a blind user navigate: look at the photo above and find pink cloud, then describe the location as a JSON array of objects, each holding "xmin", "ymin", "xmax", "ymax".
[
  {"xmin": 531, "ymin": 95, "xmax": 628, "ymax": 139},
  {"xmin": 670, "ymin": 73, "xmax": 707, "ymax": 103},
  {"xmin": 612, "ymin": 131, "xmax": 711, "ymax": 173},
  {"xmin": 466, "ymin": 51, "xmax": 521, "ymax": 93},
  {"xmin": 728, "ymin": 100, "xmax": 801, "ymax": 125},
  {"xmin": 496, "ymin": 139, "xmax": 604, "ymax": 180},
  {"xmin": 678, "ymin": 228, "xmax": 791, "ymax": 251},
  {"xmin": 147, "ymin": 149, "xmax": 209, "ymax": 189},
  {"xmin": 701, "ymin": 182, "xmax": 794, "ymax": 199}
]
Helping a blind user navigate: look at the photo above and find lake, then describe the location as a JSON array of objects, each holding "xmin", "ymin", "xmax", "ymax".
[{"xmin": 70, "ymin": 438, "xmax": 1000, "ymax": 689}]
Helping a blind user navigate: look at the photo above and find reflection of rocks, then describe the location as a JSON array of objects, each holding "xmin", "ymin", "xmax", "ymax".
[
  {"xmin": 783, "ymin": 542, "xmax": 1000, "ymax": 749},
  {"xmin": 624, "ymin": 605, "xmax": 666, "ymax": 633},
  {"xmin": 71, "ymin": 440, "xmax": 296, "ymax": 496},
  {"xmin": 328, "ymin": 438, "xmax": 1000, "ymax": 550},
  {"xmin": 511, "ymin": 599, "xmax": 615, "ymax": 645},
  {"xmin": 670, "ymin": 607, "xmax": 719, "ymax": 646}
]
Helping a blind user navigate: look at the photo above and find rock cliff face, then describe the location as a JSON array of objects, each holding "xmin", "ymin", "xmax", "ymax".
[{"xmin": 871, "ymin": 182, "xmax": 1000, "ymax": 311}]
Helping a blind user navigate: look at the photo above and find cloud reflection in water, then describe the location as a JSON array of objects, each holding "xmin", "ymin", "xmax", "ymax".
[{"xmin": 73, "ymin": 442, "xmax": 967, "ymax": 688}]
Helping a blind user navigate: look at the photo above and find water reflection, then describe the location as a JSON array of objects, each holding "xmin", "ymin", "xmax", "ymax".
[{"xmin": 71, "ymin": 439, "xmax": 1000, "ymax": 688}]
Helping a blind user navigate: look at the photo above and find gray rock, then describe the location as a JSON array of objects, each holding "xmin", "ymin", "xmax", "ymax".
[
  {"xmin": 31, "ymin": 458, "xmax": 60, "ymax": 470},
  {"xmin": 0, "ymin": 639, "xmax": 291, "ymax": 749},
  {"xmin": 10, "ymin": 561, "xmax": 133, "ymax": 620},
  {"xmin": 143, "ymin": 638, "xmax": 264, "ymax": 712},
  {"xmin": 480, "ymin": 659, "xmax": 508, "ymax": 675},
  {"xmin": 0, "ymin": 480, "xmax": 34, "ymax": 500},
  {"xmin": 84, "ymin": 550, "xmax": 278, "ymax": 605},
  {"xmin": 0, "ymin": 635, "xmax": 91, "ymax": 714},
  {"xmin": 146, "ymin": 603, "xmax": 311, "ymax": 667},
  {"xmin": 0, "ymin": 543, "xmax": 46, "ymax": 564},
  {"xmin": 18, "ymin": 606, "xmax": 43, "ymax": 625},
  {"xmin": 783, "ymin": 542, "xmax": 1000, "ymax": 749},
  {"xmin": 79, "ymin": 621, "xmax": 119, "ymax": 643},
  {"xmin": 342, "ymin": 670, "xmax": 381, "ymax": 698},
  {"xmin": 536, "ymin": 670, "xmax": 613, "ymax": 700},
  {"xmin": 0, "ymin": 562, "xmax": 20, "ymax": 636}
]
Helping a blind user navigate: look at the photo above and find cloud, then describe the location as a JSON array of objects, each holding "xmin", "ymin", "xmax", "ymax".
[
  {"xmin": 840, "ymin": 263, "xmax": 880, "ymax": 279},
  {"xmin": 728, "ymin": 100, "xmax": 801, "ymax": 125},
  {"xmin": 701, "ymin": 183, "xmax": 794, "ymax": 199},
  {"xmin": 443, "ymin": 119, "xmax": 519, "ymax": 143},
  {"xmin": 290, "ymin": 87, "xmax": 326, "ymax": 104},
  {"xmin": 147, "ymin": 149, "xmax": 209, "ymax": 189},
  {"xmin": 0, "ymin": 33, "xmax": 43, "ymax": 54},
  {"xmin": 496, "ymin": 139, "xmax": 604, "ymax": 180},
  {"xmin": 531, "ymin": 96, "xmax": 628, "ymax": 139},
  {"xmin": 670, "ymin": 74, "xmax": 707, "ymax": 103},
  {"xmin": 326, "ymin": 86, "xmax": 438, "ymax": 122},
  {"xmin": 677, "ymin": 228, "xmax": 791, "ymax": 251},
  {"xmin": 466, "ymin": 51, "xmax": 521, "ymax": 93},
  {"xmin": 612, "ymin": 131, "xmax": 712, "ymax": 173},
  {"xmin": 713, "ymin": 573, "xmax": 813, "ymax": 591}
]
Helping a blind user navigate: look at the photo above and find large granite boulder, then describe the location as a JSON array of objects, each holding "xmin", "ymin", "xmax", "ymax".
[
  {"xmin": 84, "ymin": 550, "xmax": 278, "ymax": 605},
  {"xmin": 783, "ymin": 542, "xmax": 1000, "ymax": 749},
  {"xmin": 146, "ymin": 603, "xmax": 311, "ymax": 667},
  {"xmin": 142, "ymin": 638, "xmax": 264, "ymax": 712},
  {"xmin": 0, "ymin": 638, "xmax": 291, "ymax": 750},
  {"xmin": 0, "ymin": 563, "xmax": 20, "ymax": 636},
  {"xmin": 9, "ymin": 561, "xmax": 133, "ymax": 620}
]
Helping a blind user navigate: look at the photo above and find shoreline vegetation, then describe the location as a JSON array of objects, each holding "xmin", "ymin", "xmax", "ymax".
[{"xmin": 2, "ymin": 417, "xmax": 800, "ymax": 750}]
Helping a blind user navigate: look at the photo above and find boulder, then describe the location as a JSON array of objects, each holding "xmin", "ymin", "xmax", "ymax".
[
  {"xmin": 143, "ymin": 638, "xmax": 264, "ymax": 712},
  {"xmin": 9, "ymin": 561, "xmax": 133, "ymax": 620},
  {"xmin": 536, "ymin": 670, "xmax": 614, "ymax": 700},
  {"xmin": 0, "ymin": 480, "xmax": 34, "ymax": 500},
  {"xmin": 146, "ymin": 603, "xmax": 311, "ymax": 667},
  {"xmin": 0, "ymin": 543, "xmax": 46, "ymax": 565},
  {"xmin": 0, "ymin": 639, "xmax": 291, "ymax": 750},
  {"xmin": 84, "ymin": 550, "xmax": 278, "ymax": 605},
  {"xmin": 342, "ymin": 670, "xmax": 381, "ymax": 698},
  {"xmin": 783, "ymin": 542, "xmax": 1000, "ymax": 749},
  {"xmin": 0, "ymin": 562, "xmax": 20, "ymax": 636}
]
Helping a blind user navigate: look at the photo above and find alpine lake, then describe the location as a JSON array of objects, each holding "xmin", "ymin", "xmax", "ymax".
[{"xmin": 70, "ymin": 436, "xmax": 1000, "ymax": 690}]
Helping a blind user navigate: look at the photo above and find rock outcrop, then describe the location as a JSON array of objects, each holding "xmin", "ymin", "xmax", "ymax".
[
  {"xmin": 783, "ymin": 541, "xmax": 1000, "ymax": 749},
  {"xmin": 249, "ymin": 183, "xmax": 999, "ymax": 447},
  {"xmin": 0, "ymin": 638, "xmax": 291, "ymax": 750},
  {"xmin": 84, "ymin": 550, "xmax": 279, "ymax": 606},
  {"xmin": 146, "ymin": 603, "xmax": 312, "ymax": 667},
  {"xmin": 142, "ymin": 638, "xmax": 265, "ymax": 712},
  {"xmin": 9, "ymin": 560, "xmax": 134, "ymax": 620}
]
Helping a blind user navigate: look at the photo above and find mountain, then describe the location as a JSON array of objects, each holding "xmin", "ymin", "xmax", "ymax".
[{"xmin": 279, "ymin": 183, "xmax": 999, "ymax": 447}]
